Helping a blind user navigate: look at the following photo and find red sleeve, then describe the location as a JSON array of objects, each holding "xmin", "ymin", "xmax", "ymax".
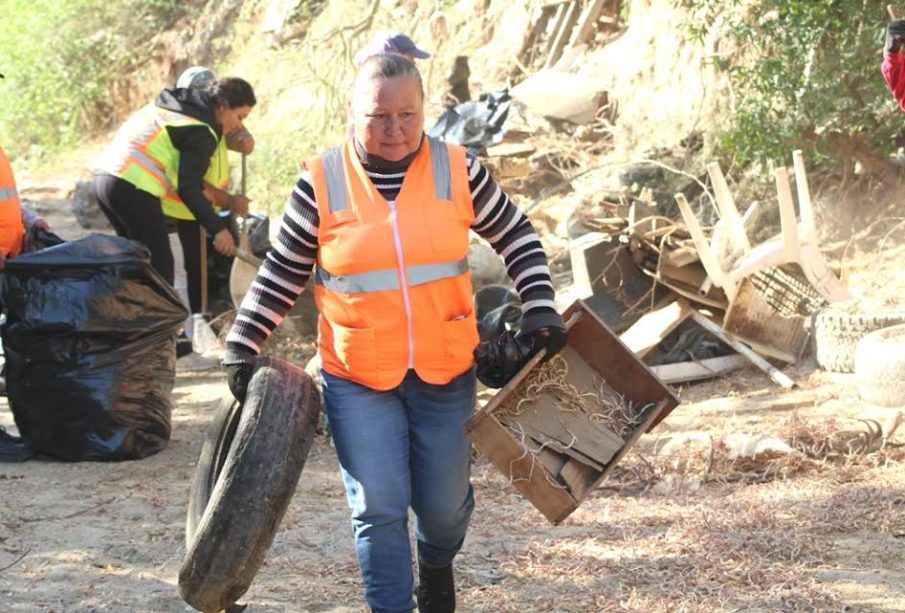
[{"xmin": 882, "ymin": 50, "xmax": 905, "ymax": 110}]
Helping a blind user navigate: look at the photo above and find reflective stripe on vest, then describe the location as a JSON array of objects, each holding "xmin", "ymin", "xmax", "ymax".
[
  {"xmin": 315, "ymin": 257, "xmax": 468, "ymax": 293},
  {"xmin": 99, "ymin": 106, "xmax": 217, "ymax": 200},
  {"xmin": 322, "ymin": 148, "xmax": 347, "ymax": 214},
  {"xmin": 100, "ymin": 106, "xmax": 171, "ymax": 190},
  {"xmin": 427, "ymin": 137, "xmax": 452, "ymax": 200},
  {"xmin": 322, "ymin": 137, "xmax": 454, "ymax": 213},
  {"xmin": 0, "ymin": 186, "xmax": 18, "ymax": 200}
]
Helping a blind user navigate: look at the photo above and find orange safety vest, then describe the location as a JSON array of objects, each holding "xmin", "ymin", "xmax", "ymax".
[
  {"xmin": 0, "ymin": 144, "xmax": 25, "ymax": 258},
  {"xmin": 306, "ymin": 136, "xmax": 479, "ymax": 390}
]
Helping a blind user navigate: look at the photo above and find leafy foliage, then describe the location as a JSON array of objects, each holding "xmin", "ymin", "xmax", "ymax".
[
  {"xmin": 676, "ymin": 0, "xmax": 900, "ymax": 167},
  {"xmin": 0, "ymin": 0, "xmax": 186, "ymax": 158}
]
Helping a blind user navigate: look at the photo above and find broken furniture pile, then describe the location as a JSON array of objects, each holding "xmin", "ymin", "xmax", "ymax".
[{"xmin": 559, "ymin": 149, "xmax": 853, "ymax": 389}]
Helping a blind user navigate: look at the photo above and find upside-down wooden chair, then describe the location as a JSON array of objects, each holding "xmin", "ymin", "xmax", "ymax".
[{"xmin": 674, "ymin": 150, "xmax": 852, "ymax": 304}]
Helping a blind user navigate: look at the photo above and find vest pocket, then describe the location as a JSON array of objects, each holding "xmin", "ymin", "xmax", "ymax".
[
  {"xmin": 330, "ymin": 321, "xmax": 377, "ymax": 375},
  {"xmin": 442, "ymin": 312, "xmax": 479, "ymax": 366}
]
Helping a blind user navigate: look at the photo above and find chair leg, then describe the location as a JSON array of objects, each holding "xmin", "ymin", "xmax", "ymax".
[
  {"xmin": 706, "ymin": 162, "xmax": 751, "ymax": 255},
  {"xmin": 774, "ymin": 166, "xmax": 802, "ymax": 263},
  {"xmin": 674, "ymin": 193, "xmax": 732, "ymax": 297},
  {"xmin": 792, "ymin": 150, "xmax": 816, "ymax": 240}
]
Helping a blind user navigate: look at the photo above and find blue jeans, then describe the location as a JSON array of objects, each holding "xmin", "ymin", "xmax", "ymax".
[{"xmin": 322, "ymin": 367, "xmax": 477, "ymax": 613}]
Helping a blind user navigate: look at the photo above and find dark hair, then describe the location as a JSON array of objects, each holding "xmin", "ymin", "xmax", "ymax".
[
  {"xmin": 354, "ymin": 53, "xmax": 423, "ymax": 98},
  {"xmin": 207, "ymin": 77, "xmax": 256, "ymax": 109}
]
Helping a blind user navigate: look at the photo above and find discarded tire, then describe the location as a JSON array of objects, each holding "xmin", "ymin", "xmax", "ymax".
[
  {"xmin": 855, "ymin": 324, "xmax": 905, "ymax": 407},
  {"xmin": 812, "ymin": 306, "xmax": 905, "ymax": 373},
  {"xmin": 179, "ymin": 357, "xmax": 321, "ymax": 612}
]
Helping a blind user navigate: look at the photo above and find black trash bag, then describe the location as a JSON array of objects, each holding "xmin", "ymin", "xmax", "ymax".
[
  {"xmin": 0, "ymin": 233, "xmax": 189, "ymax": 461},
  {"xmin": 428, "ymin": 90, "xmax": 512, "ymax": 155},
  {"xmin": 474, "ymin": 330, "xmax": 536, "ymax": 389},
  {"xmin": 246, "ymin": 214, "xmax": 272, "ymax": 259},
  {"xmin": 474, "ymin": 284, "xmax": 521, "ymax": 342}
]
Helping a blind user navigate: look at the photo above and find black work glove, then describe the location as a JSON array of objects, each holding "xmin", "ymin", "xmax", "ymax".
[
  {"xmin": 525, "ymin": 326, "xmax": 568, "ymax": 363},
  {"xmin": 225, "ymin": 360, "xmax": 255, "ymax": 403},
  {"xmin": 475, "ymin": 330, "xmax": 535, "ymax": 388},
  {"xmin": 887, "ymin": 20, "xmax": 905, "ymax": 53}
]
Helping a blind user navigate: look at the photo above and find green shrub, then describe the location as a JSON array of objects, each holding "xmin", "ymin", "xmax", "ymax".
[
  {"xmin": 677, "ymin": 0, "xmax": 900, "ymax": 170},
  {"xmin": 0, "ymin": 0, "xmax": 187, "ymax": 159}
]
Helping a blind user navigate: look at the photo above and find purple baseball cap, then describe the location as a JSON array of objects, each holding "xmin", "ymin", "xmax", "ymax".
[{"xmin": 354, "ymin": 31, "xmax": 430, "ymax": 65}]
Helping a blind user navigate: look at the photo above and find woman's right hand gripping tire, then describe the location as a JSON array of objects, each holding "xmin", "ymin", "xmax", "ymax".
[{"xmin": 179, "ymin": 356, "xmax": 321, "ymax": 612}]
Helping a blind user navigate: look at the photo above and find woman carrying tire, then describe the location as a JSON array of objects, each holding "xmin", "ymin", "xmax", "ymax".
[{"xmin": 223, "ymin": 55, "xmax": 567, "ymax": 612}]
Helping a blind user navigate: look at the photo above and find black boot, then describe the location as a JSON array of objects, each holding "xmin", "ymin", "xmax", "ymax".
[{"xmin": 415, "ymin": 563, "xmax": 455, "ymax": 613}]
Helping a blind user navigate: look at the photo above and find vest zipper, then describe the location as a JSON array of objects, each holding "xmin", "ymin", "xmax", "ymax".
[{"xmin": 387, "ymin": 200, "xmax": 415, "ymax": 369}]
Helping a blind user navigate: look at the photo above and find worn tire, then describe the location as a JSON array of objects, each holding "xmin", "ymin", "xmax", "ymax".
[
  {"xmin": 179, "ymin": 357, "xmax": 321, "ymax": 612},
  {"xmin": 184, "ymin": 395, "xmax": 243, "ymax": 546},
  {"xmin": 812, "ymin": 306, "xmax": 905, "ymax": 373},
  {"xmin": 855, "ymin": 324, "xmax": 905, "ymax": 407}
]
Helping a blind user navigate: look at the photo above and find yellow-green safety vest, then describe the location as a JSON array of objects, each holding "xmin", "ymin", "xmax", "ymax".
[
  {"xmin": 162, "ymin": 136, "xmax": 230, "ymax": 220},
  {"xmin": 98, "ymin": 105, "xmax": 229, "ymax": 220}
]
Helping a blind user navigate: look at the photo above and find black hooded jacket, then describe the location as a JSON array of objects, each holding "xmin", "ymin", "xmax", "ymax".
[{"xmin": 154, "ymin": 88, "xmax": 225, "ymax": 235}]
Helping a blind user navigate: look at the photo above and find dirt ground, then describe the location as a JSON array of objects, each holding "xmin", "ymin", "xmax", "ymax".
[{"xmin": 2, "ymin": 180, "xmax": 905, "ymax": 613}]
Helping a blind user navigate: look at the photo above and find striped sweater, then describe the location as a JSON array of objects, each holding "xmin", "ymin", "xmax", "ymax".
[{"xmin": 225, "ymin": 143, "xmax": 562, "ymax": 360}]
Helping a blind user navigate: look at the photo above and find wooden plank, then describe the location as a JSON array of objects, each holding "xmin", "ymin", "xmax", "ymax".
[
  {"xmin": 544, "ymin": 3, "xmax": 570, "ymax": 58},
  {"xmin": 494, "ymin": 345, "xmax": 626, "ymax": 466},
  {"xmin": 518, "ymin": 4, "xmax": 556, "ymax": 65},
  {"xmin": 569, "ymin": 0, "xmax": 607, "ymax": 47},
  {"xmin": 568, "ymin": 233, "xmax": 654, "ymax": 333},
  {"xmin": 690, "ymin": 311, "xmax": 796, "ymax": 389},
  {"xmin": 485, "ymin": 142, "xmax": 536, "ymax": 157},
  {"xmin": 563, "ymin": 300, "xmax": 679, "ymax": 431},
  {"xmin": 657, "ymin": 278, "xmax": 728, "ymax": 310},
  {"xmin": 483, "ymin": 156, "xmax": 528, "ymax": 179},
  {"xmin": 199, "ymin": 225, "xmax": 208, "ymax": 314},
  {"xmin": 656, "ymin": 248, "xmax": 729, "ymax": 310},
  {"xmin": 650, "ymin": 354, "xmax": 749, "ymax": 384},
  {"xmin": 628, "ymin": 201, "xmax": 657, "ymax": 235},
  {"xmin": 537, "ymin": 447, "xmax": 569, "ymax": 481},
  {"xmin": 496, "ymin": 412, "xmax": 608, "ymax": 472},
  {"xmin": 545, "ymin": 1, "xmax": 581, "ymax": 68},
  {"xmin": 619, "ymin": 299, "xmax": 693, "ymax": 358},
  {"xmin": 515, "ymin": 430, "xmax": 606, "ymax": 471},
  {"xmin": 560, "ymin": 459, "xmax": 599, "ymax": 499},
  {"xmin": 662, "ymin": 245, "xmax": 700, "ymax": 268},
  {"xmin": 465, "ymin": 410, "xmax": 577, "ymax": 524}
]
